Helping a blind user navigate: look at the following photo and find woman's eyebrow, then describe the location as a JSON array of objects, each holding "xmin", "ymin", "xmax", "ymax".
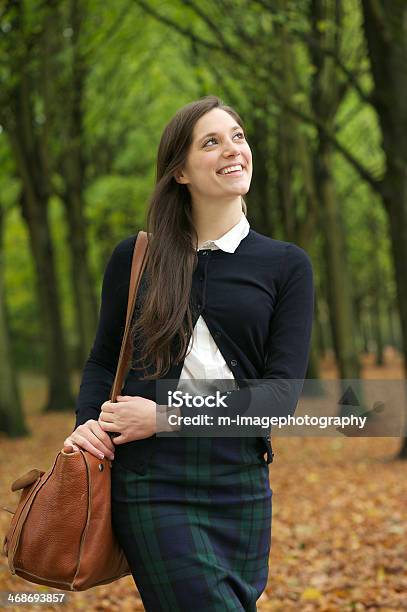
[{"xmin": 197, "ymin": 125, "xmax": 242, "ymax": 143}]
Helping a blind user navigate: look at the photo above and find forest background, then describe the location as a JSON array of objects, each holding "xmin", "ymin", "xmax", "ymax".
[{"xmin": 1, "ymin": 1, "xmax": 407, "ymax": 610}]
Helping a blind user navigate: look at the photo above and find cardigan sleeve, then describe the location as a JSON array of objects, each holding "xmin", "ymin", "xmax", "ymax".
[
  {"xmin": 73, "ymin": 236, "xmax": 136, "ymax": 430},
  {"xmin": 178, "ymin": 243, "xmax": 314, "ymax": 429}
]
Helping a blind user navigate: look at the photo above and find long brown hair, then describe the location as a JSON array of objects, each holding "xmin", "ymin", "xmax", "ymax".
[{"xmin": 131, "ymin": 95, "xmax": 247, "ymax": 379}]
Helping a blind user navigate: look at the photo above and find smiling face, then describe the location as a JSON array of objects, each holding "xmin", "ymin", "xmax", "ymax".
[{"xmin": 174, "ymin": 108, "xmax": 253, "ymax": 202}]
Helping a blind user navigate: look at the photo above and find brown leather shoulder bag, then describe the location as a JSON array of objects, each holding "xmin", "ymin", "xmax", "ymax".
[{"xmin": 2, "ymin": 231, "xmax": 149, "ymax": 591}]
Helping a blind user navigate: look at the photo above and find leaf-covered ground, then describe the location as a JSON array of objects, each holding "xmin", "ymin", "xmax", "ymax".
[{"xmin": 1, "ymin": 352, "xmax": 406, "ymax": 611}]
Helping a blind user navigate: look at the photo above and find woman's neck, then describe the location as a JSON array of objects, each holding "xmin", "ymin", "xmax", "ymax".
[{"xmin": 191, "ymin": 197, "xmax": 243, "ymax": 245}]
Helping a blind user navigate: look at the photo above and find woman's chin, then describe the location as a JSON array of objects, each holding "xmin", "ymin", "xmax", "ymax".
[
  {"xmin": 218, "ymin": 179, "xmax": 250, "ymax": 193},
  {"xmin": 225, "ymin": 185, "xmax": 250, "ymax": 196}
]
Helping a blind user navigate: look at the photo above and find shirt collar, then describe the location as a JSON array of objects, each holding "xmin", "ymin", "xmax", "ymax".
[{"xmin": 197, "ymin": 213, "xmax": 250, "ymax": 254}]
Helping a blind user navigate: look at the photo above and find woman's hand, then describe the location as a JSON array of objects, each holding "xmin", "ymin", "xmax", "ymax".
[
  {"xmin": 63, "ymin": 419, "xmax": 116, "ymax": 460},
  {"xmin": 98, "ymin": 395, "xmax": 157, "ymax": 444}
]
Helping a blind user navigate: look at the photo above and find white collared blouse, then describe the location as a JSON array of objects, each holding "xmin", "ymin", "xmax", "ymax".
[{"xmin": 177, "ymin": 213, "xmax": 250, "ymax": 395}]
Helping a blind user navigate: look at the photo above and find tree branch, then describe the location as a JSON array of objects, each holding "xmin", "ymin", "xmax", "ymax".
[
  {"xmin": 272, "ymin": 87, "xmax": 382, "ymax": 194},
  {"xmin": 134, "ymin": 0, "xmax": 382, "ymax": 195},
  {"xmin": 335, "ymin": 99, "xmax": 366, "ymax": 132},
  {"xmin": 133, "ymin": 0, "xmax": 239, "ymax": 60},
  {"xmin": 300, "ymin": 30, "xmax": 373, "ymax": 106},
  {"xmin": 83, "ymin": 0, "xmax": 135, "ymax": 58},
  {"xmin": 252, "ymin": 0, "xmax": 373, "ymax": 106},
  {"xmin": 180, "ymin": 0, "xmax": 237, "ymax": 51},
  {"xmin": 181, "ymin": 0, "xmax": 255, "ymax": 48}
]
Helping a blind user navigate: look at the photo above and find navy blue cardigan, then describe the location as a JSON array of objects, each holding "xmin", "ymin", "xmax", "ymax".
[{"xmin": 74, "ymin": 229, "xmax": 314, "ymax": 472}]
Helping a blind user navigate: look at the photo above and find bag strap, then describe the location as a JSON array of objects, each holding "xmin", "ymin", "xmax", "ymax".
[{"xmin": 109, "ymin": 231, "xmax": 149, "ymax": 402}]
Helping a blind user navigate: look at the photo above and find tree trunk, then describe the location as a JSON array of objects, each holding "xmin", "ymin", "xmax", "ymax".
[
  {"xmin": 315, "ymin": 297, "xmax": 328, "ymax": 356},
  {"xmin": 3, "ymin": 0, "xmax": 74, "ymax": 411},
  {"xmin": 39, "ymin": 0, "xmax": 97, "ymax": 367},
  {"xmin": 0, "ymin": 208, "xmax": 28, "ymax": 436},
  {"xmin": 276, "ymin": 113, "xmax": 296, "ymax": 242},
  {"xmin": 248, "ymin": 112, "xmax": 272, "ymax": 235},
  {"xmin": 59, "ymin": 0, "xmax": 97, "ymax": 366},
  {"xmin": 310, "ymin": 0, "xmax": 361, "ymax": 382},
  {"xmin": 366, "ymin": 213, "xmax": 385, "ymax": 365},
  {"xmin": 275, "ymin": 10, "xmax": 322, "ymax": 380},
  {"xmin": 386, "ymin": 301, "xmax": 397, "ymax": 349},
  {"xmin": 315, "ymin": 143, "xmax": 361, "ymax": 379},
  {"xmin": 354, "ymin": 297, "xmax": 365, "ymax": 354},
  {"xmin": 361, "ymin": 0, "xmax": 407, "ymax": 457},
  {"xmin": 362, "ymin": 310, "xmax": 370, "ymax": 354},
  {"xmin": 371, "ymin": 294, "xmax": 384, "ymax": 365},
  {"xmin": 19, "ymin": 190, "xmax": 74, "ymax": 412}
]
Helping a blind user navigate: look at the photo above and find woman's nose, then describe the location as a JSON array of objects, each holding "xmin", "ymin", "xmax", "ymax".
[{"xmin": 223, "ymin": 141, "xmax": 240, "ymax": 156}]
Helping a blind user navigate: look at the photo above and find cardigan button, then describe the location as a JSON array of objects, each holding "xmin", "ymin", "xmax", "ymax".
[{"xmin": 230, "ymin": 359, "xmax": 237, "ymax": 366}]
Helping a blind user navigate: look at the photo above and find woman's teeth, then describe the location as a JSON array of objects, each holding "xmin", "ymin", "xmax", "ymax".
[{"xmin": 218, "ymin": 164, "xmax": 243, "ymax": 175}]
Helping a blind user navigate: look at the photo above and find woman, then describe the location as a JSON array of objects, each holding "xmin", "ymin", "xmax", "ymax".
[{"xmin": 64, "ymin": 95, "xmax": 314, "ymax": 611}]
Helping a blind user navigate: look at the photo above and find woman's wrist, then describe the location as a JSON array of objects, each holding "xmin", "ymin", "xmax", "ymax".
[{"xmin": 156, "ymin": 404, "xmax": 182, "ymax": 433}]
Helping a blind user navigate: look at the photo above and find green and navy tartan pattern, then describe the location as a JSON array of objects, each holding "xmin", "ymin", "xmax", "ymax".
[{"xmin": 111, "ymin": 436, "xmax": 272, "ymax": 611}]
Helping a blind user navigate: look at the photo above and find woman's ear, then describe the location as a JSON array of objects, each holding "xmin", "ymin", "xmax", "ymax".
[{"xmin": 174, "ymin": 169, "xmax": 189, "ymax": 184}]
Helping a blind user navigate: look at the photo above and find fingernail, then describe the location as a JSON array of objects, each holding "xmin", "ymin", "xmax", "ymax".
[{"xmin": 98, "ymin": 453, "xmax": 104, "ymax": 459}]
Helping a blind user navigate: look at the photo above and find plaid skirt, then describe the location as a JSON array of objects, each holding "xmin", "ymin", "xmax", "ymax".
[{"xmin": 111, "ymin": 436, "xmax": 272, "ymax": 611}]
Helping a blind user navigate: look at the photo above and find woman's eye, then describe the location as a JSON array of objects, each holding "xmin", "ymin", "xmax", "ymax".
[{"xmin": 203, "ymin": 132, "xmax": 245, "ymax": 147}]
